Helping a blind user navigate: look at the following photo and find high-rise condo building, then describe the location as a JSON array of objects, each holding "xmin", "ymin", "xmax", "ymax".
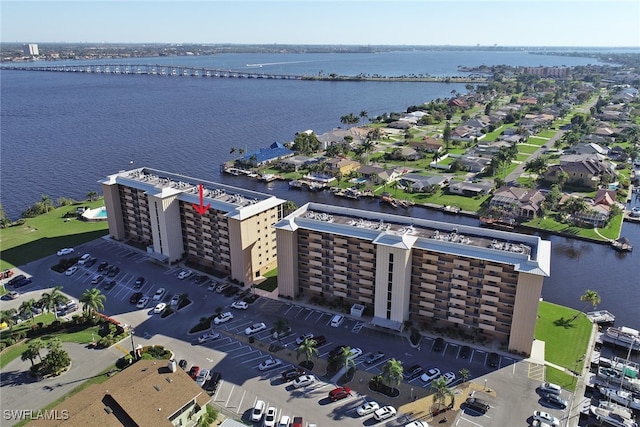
[
  {"xmin": 101, "ymin": 168, "xmax": 285, "ymax": 285},
  {"xmin": 275, "ymin": 202, "xmax": 551, "ymax": 355}
]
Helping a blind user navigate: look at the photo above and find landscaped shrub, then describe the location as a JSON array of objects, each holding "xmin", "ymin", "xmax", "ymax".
[
  {"xmin": 160, "ymin": 307, "xmax": 174, "ymax": 318},
  {"xmin": 141, "ymin": 345, "xmax": 171, "ymax": 360}
]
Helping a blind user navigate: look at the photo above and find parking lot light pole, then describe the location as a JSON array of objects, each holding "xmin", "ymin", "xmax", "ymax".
[
  {"xmin": 130, "ymin": 327, "xmax": 137, "ymax": 360},
  {"xmin": 484, "ymin": 379, "xmax": 487, "ymax": 390}
]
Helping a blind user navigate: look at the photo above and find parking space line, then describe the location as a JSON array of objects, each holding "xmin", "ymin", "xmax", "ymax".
[
  {"xmin": 236, "ymin": 389, "xmax": 246, "ymax": 414},
  {"xmin": 236, "ymin": 351, "xmax": 264, "ymax": 362},
  {"xmin": 225, "ymin": 384, "xmax": 235, "ymax": 408}
]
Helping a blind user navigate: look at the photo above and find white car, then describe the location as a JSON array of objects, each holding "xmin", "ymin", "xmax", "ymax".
[
  {"xmin": 258, "ymin": 358, "xmax": 282, "ymax": 371},
  {"xmin": 136, "ymin": 296, "xmax": 150, "ymax": 309},
  {"xmin": 152, "ymin": 287, "xmax": 166, "ymax": 301},
  {"xmin": 251, "ymin": 400, "xmax": 265, "ymax": 422},
  {"xmin": 356, "ymin": 400, "xmax": 380, "ymax": 416},
  {"xmin": 213, "ymin": 312, "xmax": 234, "ymax": 325},
  {"xmin": 170, "ymin": 294, "xmax": 181, "ymax": 306},
  {"xmin": 245, "ymin": 322, "xmax": 266, "ymax": 335},
  {"xmin": 57, "ymin": 248, "xmax": 74, "ymax": 256},
  {"xmin": 195, "ymin": 369, "xmax": 210, "ymax": 387},
  {"xmin": 295, "ymin": 333, "xmax": 314, "ymax": 345},
  {"xmin": 177, "ymin": 270, "xmax": 193, "ymax": 280},
  {"xmin": 207, "ymin": 282, "xmax": 218, "ymax": 292},
  {"xmin": 533, "ymin": 411, "xmax": 560, "ymax": 427},
  {"xmin": 153, "ymin": 302, "xmax": 167, "ymax": 313},
  {"xmin": 348, "ymin": 347, "xmax": 363, "ymax": 359},
  {"xmin": 263, "ymin": 406, "xmax": 277, "ymax": 427},
  {"xmin": 231, "ymin": 300, "xmax": 248, "ymax": 310},
  {"xmin": 7, "ymin": 291, "xmax": 20, "ymax": 300},
  {"xmin": 373, "ymin": 405, "xmax": 396, "ymax": 421},
  {"xmin": 198, "ymin": 332, "xmax": 220, "ymax": 344},
  {"xmin": 292, "ymin": 374, "xmax": 315, "ymax": 388},
  {"xmin": 65, "ymin": 266, "xmax": 78, "ymax": 276},
  {"xmin": 277, "ymin": 415, "xmax": 291, "ymax": 427},
  {"xmin": 421, "ymin": 367, "xmax": 441, "ymax": 383},
  {"xmin": 404, "ymin": 421, "xmax": 429, "ymax": 427},
  {"xmin": 442, "ymin": 371, "xmax": 456, "ymax": 385}
]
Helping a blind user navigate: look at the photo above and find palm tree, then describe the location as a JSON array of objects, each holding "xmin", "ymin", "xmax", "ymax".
[
  {"xmin": 19, "ymin": 298, "xmax": 37, "ymax": 324},
  {"xmin": 329, "ymin": 346, "xmax": 356, "ymax": 373},
  {"xmin": 28, "ymin": 339, "xmax": 45, "ymax": 362},
  {"xmin": 380, "ymin": 358, "xmax": 404, "ymax": 390},
  {"xmin": 580, "ymin": 289, "xmax": 601, "ymax": 312},
  {"xmin": 39, "ymin": 286, "xmax": 66, "ymax": 318},
  {"xmin": 272, "ymin": 318, "xmax": 289, "ymax": 340},
  {"xmin": 360, "ymin": 140, "xmax": 375, "ymax": 164},
  {"xmin": 21, "ymin": 347, "xmax": 38, "ymax": 366},
  {"xmin": 41, "ymin": 194, "xmax": 53, "ymax": 213},
  {"xmin": 86, "ymin": 191, "xmax": 99, "ymax": 201},
  {"xmin": 430, "ymin": 376, "xmax": 455, "ymax": 410},
  {"xmin": 0, "ymin": 309, "xmax": 17, "ymax": 333},
  {"xmin": 47, "ymin": 337, "xmax": 63, "ymax": 352},
  {"xmin": 459, "ymin": 368, "xmax": 470, "ymax": 384},
  {"xmin": 296, "ymin": 338, "xmax": 319, "ymax": 368},
  {"xmin": 80, "ymin": 288, "xmax": 106, "ymax": 317},
  {"xmin": 359, "ymin": 110, "xmax": 368, "ymax": 123}
]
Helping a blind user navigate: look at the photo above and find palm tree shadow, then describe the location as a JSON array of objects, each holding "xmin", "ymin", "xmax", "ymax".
[{"xmin": 553, "ymin": 317, "xmax": 576, "ymax": 329}]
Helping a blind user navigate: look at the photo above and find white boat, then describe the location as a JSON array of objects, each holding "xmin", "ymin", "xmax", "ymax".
[
  {"xmin": 599, "ymin": 386, "xmax": 640, "ymax": 411},
  {"xmin": 590, "ymin": 401, "xmax": 638, "ymax": 427},
  {"xmin": 604, "ymin": 327, "xmax": 640, "ymax": 351},
  {"xmin": 598, "ymin": 367, "xmax": 640, "ymax": 393}
]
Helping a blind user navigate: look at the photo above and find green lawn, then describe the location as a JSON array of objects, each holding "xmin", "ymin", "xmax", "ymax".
[
  {"xmin": 0, "ymin": 201, "xmax": 109, "ymax": 270},
  {"xmin": 537, "ymin": 130, "xmax": 557, "ymax": 139},
  {"xmin": 526, "ymin": 137, "xmax": 548, "ymax": 146},
  {"xmin": 481, "ymin": 124, "xmax": 515, "ymax": 142},
  {"xmin": 535, "ymin": 301, "xmax": 593, "ymax": 392},
  {"xmin": 517, "ymin": 144, "xmax": 540, "ymax": 155},
  {"xmin": 523, "ymin": 214, "xmax": 622, "ymax": 241}
]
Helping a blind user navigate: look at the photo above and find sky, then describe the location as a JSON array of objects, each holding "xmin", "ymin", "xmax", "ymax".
[{"xmin": 1, "ymin": 0, "xmax": 639, "ymax": 47}]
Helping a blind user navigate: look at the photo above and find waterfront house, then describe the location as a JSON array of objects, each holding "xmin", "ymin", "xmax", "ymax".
[
  {"xmin": 277, "ymin": 155, "xmax": 322, "ymax": 172},
  {"xmin": 448, "ymin": 180, "xmax": 494, "ymax": 197},
  {"xmin": 400, "ymin": 174, "xmax": 448, "ymax": 193},
  {"xmin": 544, "ymin": 155, "xmax": 617, "ymax": 190},
  {"xmin": 357, "ymin": 165, "xmax": 402, "ymax": 185},
  {"xmin": 236, "ymin": 141, "xmax": 294, "ymax": 168},
  {"xmin": 490, "ymin": 187, "xmax": 545, "ymax": 219},
  {"xmin": 325, "ymin": 157, "xmax": 361, "ymax": 176}
]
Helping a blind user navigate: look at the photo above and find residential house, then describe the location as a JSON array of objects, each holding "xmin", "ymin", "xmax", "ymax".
[
  {"xmin": 448, "ymin": 180, "xmax": 494, "ymax": 197},
  {"xmin": 490, "ymin": 187, "xmax": 545, "ymax": 219},
  {"xmin": 456, "ymin": 154, "xmax": 492, "ymax": 173},
  {"xmin": 448, "ymin": 98, "xmax": 468, "ymax": 108},
  {"xmin": 325, "ymin": 157, "xmax": 361, "ymax": 176},
  {"xmin": 517, "ymin": 96, "xmax": 538, "ymax": 105},
  {"xmin": 236, "ymin": 142, "xmax": 294, "ymax": 167},
  {"xmin": 544, "ymin": 155, "xmax": 617, "ymax": 189},
  {"xmin": 277, "ymin": 155, "xmax": 323, "ymax": 172},
  {"xmin": 570, "ymin": 142, "xmax": 608, "ymax": 156},
  {"xmin": 357, "ymin": 165, "xmax": 401, "ymax": 185},
  {"xmin": 400, "ymin": 174, "xmax": 448, "ymax": 193},
  {"xmin": 410, "ymin": 137, "xmax": 443, "ymax": 153}
]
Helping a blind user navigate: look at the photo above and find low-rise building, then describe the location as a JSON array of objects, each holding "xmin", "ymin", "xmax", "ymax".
[{"xmin": 275, "ymin": 202, "xmax": 551, "ymax": 355}]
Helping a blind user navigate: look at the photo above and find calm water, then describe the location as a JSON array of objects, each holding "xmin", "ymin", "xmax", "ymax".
[{"xmin": 2, "ymin": 50, "xmax": 638, "ymax": 328}]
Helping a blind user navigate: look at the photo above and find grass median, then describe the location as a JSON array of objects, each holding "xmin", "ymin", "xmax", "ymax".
[{"xmin": 0, "ymin": 201, "xmax": 109, "ymax": 270}]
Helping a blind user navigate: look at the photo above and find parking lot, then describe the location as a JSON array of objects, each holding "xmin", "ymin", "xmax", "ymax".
[{"xmin": 1, "ymin": 237, "xmax": 573, "ymax": 426}]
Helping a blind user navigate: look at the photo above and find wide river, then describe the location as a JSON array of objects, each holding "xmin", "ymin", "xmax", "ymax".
[{"xmin": 1, "ymin": 50, "xmax": 638, "ymax": 329}]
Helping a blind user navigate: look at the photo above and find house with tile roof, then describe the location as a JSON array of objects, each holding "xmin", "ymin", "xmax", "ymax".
[{"xmin": 489, "ymin": 187, "xmax": 545, "ymax": 219}]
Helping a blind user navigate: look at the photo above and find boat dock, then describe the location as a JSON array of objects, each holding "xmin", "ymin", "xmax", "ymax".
[{"xmin": 587, "ymin": 310, "xmax": 616, "ymax": 326}]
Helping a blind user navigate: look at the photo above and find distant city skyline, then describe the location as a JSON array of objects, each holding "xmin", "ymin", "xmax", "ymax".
[{"xmin": 1, "ymin": 0, "xmax": 639, "ymax": 48}]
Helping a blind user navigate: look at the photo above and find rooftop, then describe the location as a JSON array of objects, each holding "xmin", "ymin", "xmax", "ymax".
[{"xmin": 276, "ymin": 203, "xmax": 551, "ymax": 276}]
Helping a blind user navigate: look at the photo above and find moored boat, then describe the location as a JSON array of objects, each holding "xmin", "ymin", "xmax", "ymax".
[
  {"xmin": 604, "ymin": 327, "xmax": 640, "ymax": 351},
  {"xmin": 590, "ymin": 401, "xmax": 638, "ymax": 427},
  {"xmin": 599, "ymin": 386, "xmax": 640, "ymax": 411}
]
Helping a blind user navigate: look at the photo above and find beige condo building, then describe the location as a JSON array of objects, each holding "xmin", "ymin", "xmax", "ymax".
[
  {"xmin": 101, "ymin": 167, "xmax": 286, "ymax": 285},
  {"xmin": 275, "ymin": 203, "xmax": 551, "ymax": 355}
]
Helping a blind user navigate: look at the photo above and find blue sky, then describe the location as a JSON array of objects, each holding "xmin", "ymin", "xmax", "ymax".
[{"xmin": 1, "ymin": 0, "xmax": 639, "ymax": 47}]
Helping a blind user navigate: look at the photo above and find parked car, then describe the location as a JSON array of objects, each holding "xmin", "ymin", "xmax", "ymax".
[
  {"xmin": 542, "ymin": 393, "xmax": 567, "ymax": 409},
  {"xmin": 538, "ymin": 382, "xmax": 562, "ymax": 395},
  {"xmin": 214, "ymin": 312, "xmax": 234, "ymax": 325},
  {"xmin": 263, "ymin": 406, "xmax": 277, "ymax": 427},
  {"xmin": 442, "ymin": 371, "xmax": 456, "ymax": 386},
  {"xmin": 215, "ymin": 283, "xmax": 230, "ymax": 293},
  {"xmin": 330, "ymin": 314, "xmax": 344, "ymax": 327},
  {"xmin": 373, "ymin": 406, "xmax": 396, "ymax": 421},
  {"xmin": 177, "ymin": 270, "xmax": 193, "ymax": 280},
  {"xmin": 97, "ymin": 261, "xmax": 109, "ymax": 272},
  {"xmin": 464, "ymin": 397, "xmax": 490, "ymax": 413},
  {"xmin": 295, "ymin": 333, "xmax": 314, "ymax": 345},
  {"xmin": 129, "ymin": 292, "xmax": 143, "ymax": 304},
  {"xmin": 348, "ymin": 347, "xmax": 363, "ymax": 360},
  {"xmin": 222, "ymin": 286, "xmax": 240, "ymax": 297},
  {"xmin": 328, "ymin": 386, "xmax": 351, "ymax": 401},
  {"xmin": 188, "ymin": 365, "xmax": 200, "ymax": 380},
  {"xmin": 107, "ymin": 265, "xmax": 120, "ymax": 277},
  {"xmin": 404, "ymin": 364, "xmax": 424, "ymax": 380},
  {"xmin": 258, "ymin": 358, "xmax": 282, "ymax": 371},
  {"xmin": 207, "ymin": 282, "xmax": 218, "ymax": 292},
  {"xmin": 153, "ymin": 302, "xmax": 167, "ymax": 314},
  {"xmin": 194, "ymin": 275, "xmax": 206, "ymax": 284},
  {"xmin": 420, "ymin": 367, "xmax": 441, "ymax": 383},
  {"xmin": 77, "ymin": 253, "xmax": 91, "ymax": 265},
  {"xmin": 281, "ymin": 367, "xmax": 305, "ymax": 382},
  {"xmin": 365, "ymin": 351, "xmax": 385, "ymax": 365},
  {"xmin": 433, "ymin": 337, "xmax": 445, "ymax": 352},
  {"xmin": 313, "ymin": 335, "xmax": 327, "ymax": 347},
  {"xmin": 204, "ymin": 372, "xmax": 222, "ymax": 394},
  {"xmin": 356, "ymin": 401, "xmax": 380, "ymax": 417},
  {"xmin": 178, "ymin": 359, "xmax": 188, "ymax": 370},
  {"xmin": 533, "ymin": 411, "xmax": 560, "ymax": 427},
  {"xmin": 7, "ymin": 291, "xmax": 20, "ymax": 300},
  {"xmin": 136, "ymin": 296, "xmax": 150, "ymax": 309},
  {"xmin": 65, "ymin": 266, "xmax": 78, "ymax": 276},
  {"xmin": 152, "ymin": 287, "xmax": 166, "ymax": 301},
  {"xmin": 12, "ymin": 277, "xmax": 32, "ymax": 288},
  {"xmin": 195, "ymin": 369, "xmax": 210, "ymax": 387},
  {"xmin": 198, "ymin": 332, "xmax": 220, "ymax": 344},
  {"xmin": 134, "ymin": 276, "xmax": 145, "ymax": 289},
  {"xmin": 90, "ymin": 275, "xmax": 104, "ymax": 285},
  {"xmin": 231, "ymin": 300, "xmax": 248, "ymax": 310},
  {"xmin": 251, "ymin": 400, "xmax": 266, "ymax": 422},
  {"xmin": 57, "ymin": 248, "xmax": 74, "ymax": 256},
  {"xmin": 487, "ymin": 352, "xmax": 500, "ymax": 367},
  {"xmin": 292, "ymin": 374, "xmax": 315, "ymax": 388},
  {"xmin": 245, "ymin": 322, "xmax": 266, "ymax": 335},
  {"xmin": 170, "ymin": 294, "xmax": 181, "ymax": 306},
  {"xmin": 277, "ymin": 415, "xmax": 291, "ymax": 427},
  {"xmin": 85, "ymin": 257, "xmax": 97, "ymax": 267},
  {"xmin": 104, "ymin": 280, "xmax": 116, "ymax": 290},
  {"xmin": 460, "ymin": 345, "xmax": 471, "ymax": 359},
  {"xmin": 7, "ymin": 274, "xmax": 26, "ymax": 287}
]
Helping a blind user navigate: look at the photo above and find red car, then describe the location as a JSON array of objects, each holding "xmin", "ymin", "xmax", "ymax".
[
  {"xmin": 328, "ymin": 386, "xmax": 351, "ymax": 401},
  {"xmin": 188, "ymin": 366, "xmax": 200, "ymax": 380}
]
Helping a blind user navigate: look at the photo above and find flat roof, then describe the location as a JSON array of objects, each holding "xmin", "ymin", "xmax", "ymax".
[
  {"xmin": 102, "ymin": 167, "xmax": 285, "ymax": 220},
  {"xmin": 275, "ymin": 202, "xmax": 551, "ymax": 276}
]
